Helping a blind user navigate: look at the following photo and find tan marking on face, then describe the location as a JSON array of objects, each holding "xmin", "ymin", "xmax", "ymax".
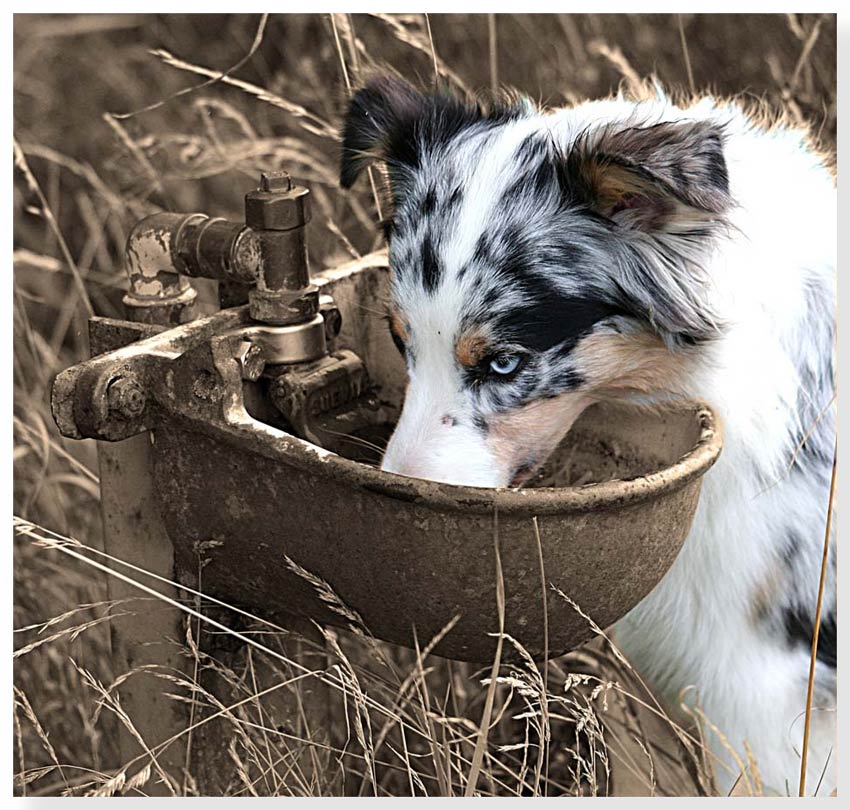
[
  {"xmin": 487, "ymin": 393, "xmax": 592, "ymax": 476},
  {"xmin": 389, "ymin": 310, "xmax": 408, "ymax": 344},
  {"xmin": 454, "ymin": 330, "xmax": 491, "ymax": 368},
  {"xmin": 572, "ymin": 329, "xmax": 693, "ymax": 400}
]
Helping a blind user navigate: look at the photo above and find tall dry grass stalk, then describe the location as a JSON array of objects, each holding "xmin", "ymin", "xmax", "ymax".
[
  {"xmin": 798, "ymin": 433, "xmax": 838, "ymax": 796},
  {"xmin": 488, "ymin": 14, "xmax": 498, "ymax": 96}
]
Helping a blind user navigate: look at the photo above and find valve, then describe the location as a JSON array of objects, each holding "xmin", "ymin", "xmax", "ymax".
[
  {"xmin": 55, "ymin": 175, "xmax": 392, "ymax": 455},
  {"xmin": 244, "ymin": 171, "xmax": 319, "ymax": 327}
]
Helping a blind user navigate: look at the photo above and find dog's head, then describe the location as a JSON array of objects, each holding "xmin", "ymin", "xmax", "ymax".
[{"xmin": 340, "ymin": 76, "xmax": 731, "ymax": 487}]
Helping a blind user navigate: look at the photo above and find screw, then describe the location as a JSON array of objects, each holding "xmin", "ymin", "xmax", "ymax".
[
  {"xmin": 235, "ymin": 341, "xmax": 266, "ymax": 381},
  {"xmin": 107, "ymin": 376, "xmax": 146, "ymax": 420},
  {"xmin": 260, "ymin": 171, "xmax": 292, "ymax": 193}
]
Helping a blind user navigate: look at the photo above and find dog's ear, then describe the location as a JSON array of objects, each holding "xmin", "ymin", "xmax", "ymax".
[
  {"xmin": 340, "ymin": 75, "xmax": 425, "ymax": 188},
  {"xmin": 561, "ymin": 120, "xmax": 731, "ymax": 232},
  {"xmin": 341, "ymin": 76, "xmax": 535, "ymax": 189},
  {"xmin": 559, "ymin": 120, "xmax": 733, "ymax": 345}
]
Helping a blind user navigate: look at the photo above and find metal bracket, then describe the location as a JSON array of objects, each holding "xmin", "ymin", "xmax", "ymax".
[{"xmin": 51, "ymin": 302, "xmax": 389, "ymax": 457}]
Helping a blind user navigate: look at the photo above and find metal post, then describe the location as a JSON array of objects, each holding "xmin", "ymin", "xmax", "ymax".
[{"xmin": 92, "ymin": 320, "xmax": 191, "ymax": 796}]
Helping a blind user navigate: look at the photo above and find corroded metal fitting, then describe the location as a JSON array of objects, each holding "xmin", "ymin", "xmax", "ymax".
[
  {"xmin": 246, "ymin": 172, "xmax": 314, "ymax": 325},
  {"xmin": 234, "ymin": 341, "xmax": 266, "ymax": 382},
  {"xmin": 173, "ymin": 216, "xmax": 261, "ymax": 284},
  {"xmin": 123, "ymin": 214, "xmax": 199, "ymax": 325},
  {"xmin": 106, "ymin": 375, "xmax": 147, "ymax": 420},
  {"xmin": 123, "ymin": 285, "xmax": 198, "ymax": 327},
  {"xmin": 245, "ymin": 172, "xmax": 311, "ymax": 232},
  {"xmin": 249, "ymin": 286, "xmax": 320, "ymax": 326}
]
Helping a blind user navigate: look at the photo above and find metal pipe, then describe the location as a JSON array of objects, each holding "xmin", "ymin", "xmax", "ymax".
[
  {"xmin": 173, "ymin": 216, "xmax": 261, "ymax": 284},
  {"xmin": 124, "ymin": 171, "xmax": 316, "ymax": 328},
  {"xmin": 123, "ymin": 213, "xmax": 198, "ymax": 325},
  {"xmin": 124, "ymin": 212, "xmax": 267, "ymax": 325}
]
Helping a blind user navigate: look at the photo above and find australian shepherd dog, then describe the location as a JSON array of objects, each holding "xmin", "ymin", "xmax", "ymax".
[{"xmin": 339, "ymin": 75, "xmax": 836, "ymax": 795}]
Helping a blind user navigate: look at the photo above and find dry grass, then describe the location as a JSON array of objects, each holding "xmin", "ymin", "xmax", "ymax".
[
  {"xmin": 13, "ymin": 12, "xmax": 836, "ymax": 797},
  {"xmin": 15, "ymin": 516, "xmax": 721, "ymax": 797}
]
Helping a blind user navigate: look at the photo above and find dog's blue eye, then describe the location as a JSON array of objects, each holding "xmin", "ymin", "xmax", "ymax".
[{"xmin": 489, "ymin": 354, "xmax": 522, "ymax": 376}]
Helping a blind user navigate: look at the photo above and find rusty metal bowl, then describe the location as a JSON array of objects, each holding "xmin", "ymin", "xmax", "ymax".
[
  {"xmin": 152, "ymin": 259, "xmax": 723, "ymax": 662},
  {"xmin": 159, "ymin": 398, "xmax": 720, "ymax": 662}
]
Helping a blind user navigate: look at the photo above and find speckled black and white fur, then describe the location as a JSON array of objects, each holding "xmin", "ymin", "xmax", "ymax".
[{"xmin": 340, "ymin": 76, "xmax": 836, "ymax": 795}]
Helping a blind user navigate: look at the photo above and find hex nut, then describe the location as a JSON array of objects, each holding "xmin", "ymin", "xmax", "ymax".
[
  {"xmin": 235, "ymin": 341, "xmax": 266, "ymax": 382},
  {"xmin": 106, "ymin": 376, "xmax": 146, "ymax": 420},
  {"xmin": 244, "ymin": 185, "xmax": 311, "ymax": 231}
]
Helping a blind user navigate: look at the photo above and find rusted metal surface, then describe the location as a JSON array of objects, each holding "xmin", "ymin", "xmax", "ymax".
[
  {"xmin": 121, "ymin": 172, "xmax": 316, "ymax": 328},
  {"xmin": 90, "ymin": 322, "xmax": 190, "ymax": 797},
  {"xmin": 153, "ymin": 401, "xmax": 719, "ymax": 663},
  {"xmin": 105, "ymin": 375, "xmax": 146, "ymax": 419},
  {"xmin": 51, "ymin": 253, "xmax": 723, "ymax": 663},
  {"xmin": 268, "ymin": 349, "xmax": 383, "ymax": 449},
  {"xmin": 244, "ymin": 173, "xmax": 315, "ymax": 325},
  {"xmin": 247, "ymin": 284, "xmax": 319, "ymax": 326},
  {"xmin": 79, "ymin": 182, "xmax": 358, "ymax": 793},
  {"xmin": 123, "ymin": 214, "xmax": 199, "ymax": 325},
  {"xmin": 173, "ymin": 216, "xmax": 261, "ymax": 284},
  {"xmin": 124, "ymin": 212, "xmax": 262, "ymax": 304},
  {"xmin": 51, "ymin": 308, "xmax": 251, "ymax": 441},
  {"xmin": 51, "ymin": 305, "xmax": 354, "ymax": 441}
]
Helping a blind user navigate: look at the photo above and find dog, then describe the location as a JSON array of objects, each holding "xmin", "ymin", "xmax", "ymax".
[{"xmin": 339, "ymin": 75, "xmax": 836, "ymax": 795}]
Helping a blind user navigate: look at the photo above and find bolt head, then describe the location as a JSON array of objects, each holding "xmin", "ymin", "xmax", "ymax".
[
  {"xmin": 235, "ymin": 341, "xmax": 266, "ymax": 382},
  {"xmin": 244, "ymin": 185, "xmax": 311, "ymax": 231},
  {"xmin": 107, "ymin": 376, "xmax": 146, "ymax": 419}
]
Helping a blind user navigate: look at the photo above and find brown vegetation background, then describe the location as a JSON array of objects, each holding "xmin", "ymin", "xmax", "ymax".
[{"xmin": 13, "ymin": 13, "xmax": 836, "ymax": 797}]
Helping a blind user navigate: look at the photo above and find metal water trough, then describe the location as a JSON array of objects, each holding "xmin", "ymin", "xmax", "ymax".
[{"xmin": 53, "ymin": 251, "xmax": 722, "ymax": 663}]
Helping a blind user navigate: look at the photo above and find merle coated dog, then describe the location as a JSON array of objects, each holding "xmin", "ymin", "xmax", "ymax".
[{"xmin": 340, "ymin": 75, "xmax": 836, "ymax": 794}]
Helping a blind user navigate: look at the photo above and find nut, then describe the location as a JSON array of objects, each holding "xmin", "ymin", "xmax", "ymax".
[
  {"xmin": 319, "ymin": 296, "xmax": 342, "ymax": 340},
  {"xmin": 192, "ymin": 370, "xmax": 224, "ymax": 401},
  {"xmin": 248, "ymin": 286, "xmax": 319, "ymax": 326},
  {"xmin": 235, "ymin": 341, "xmax": 266, "ymax": 382},
  {"xmin": 244, "ymin": 184, "xmax": 311, "ymax": 231},
  {"xmin": 106, "ymin": 376, "xmax": 146, "ymax": 420}
]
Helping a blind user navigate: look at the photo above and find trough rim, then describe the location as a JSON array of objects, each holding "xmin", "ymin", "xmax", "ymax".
[{"xmin": 226, "ymin": 399, "xmax": 723, "ymax": 517}]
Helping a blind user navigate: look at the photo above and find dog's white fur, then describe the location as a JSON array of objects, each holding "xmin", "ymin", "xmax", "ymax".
[
  {"xmin": 365, "ymin": 90, "xmax": 835, "ymax": 794},
  {"xmin": 610, "ymin": 96, "xmax": 836, "ymax": 795}
]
